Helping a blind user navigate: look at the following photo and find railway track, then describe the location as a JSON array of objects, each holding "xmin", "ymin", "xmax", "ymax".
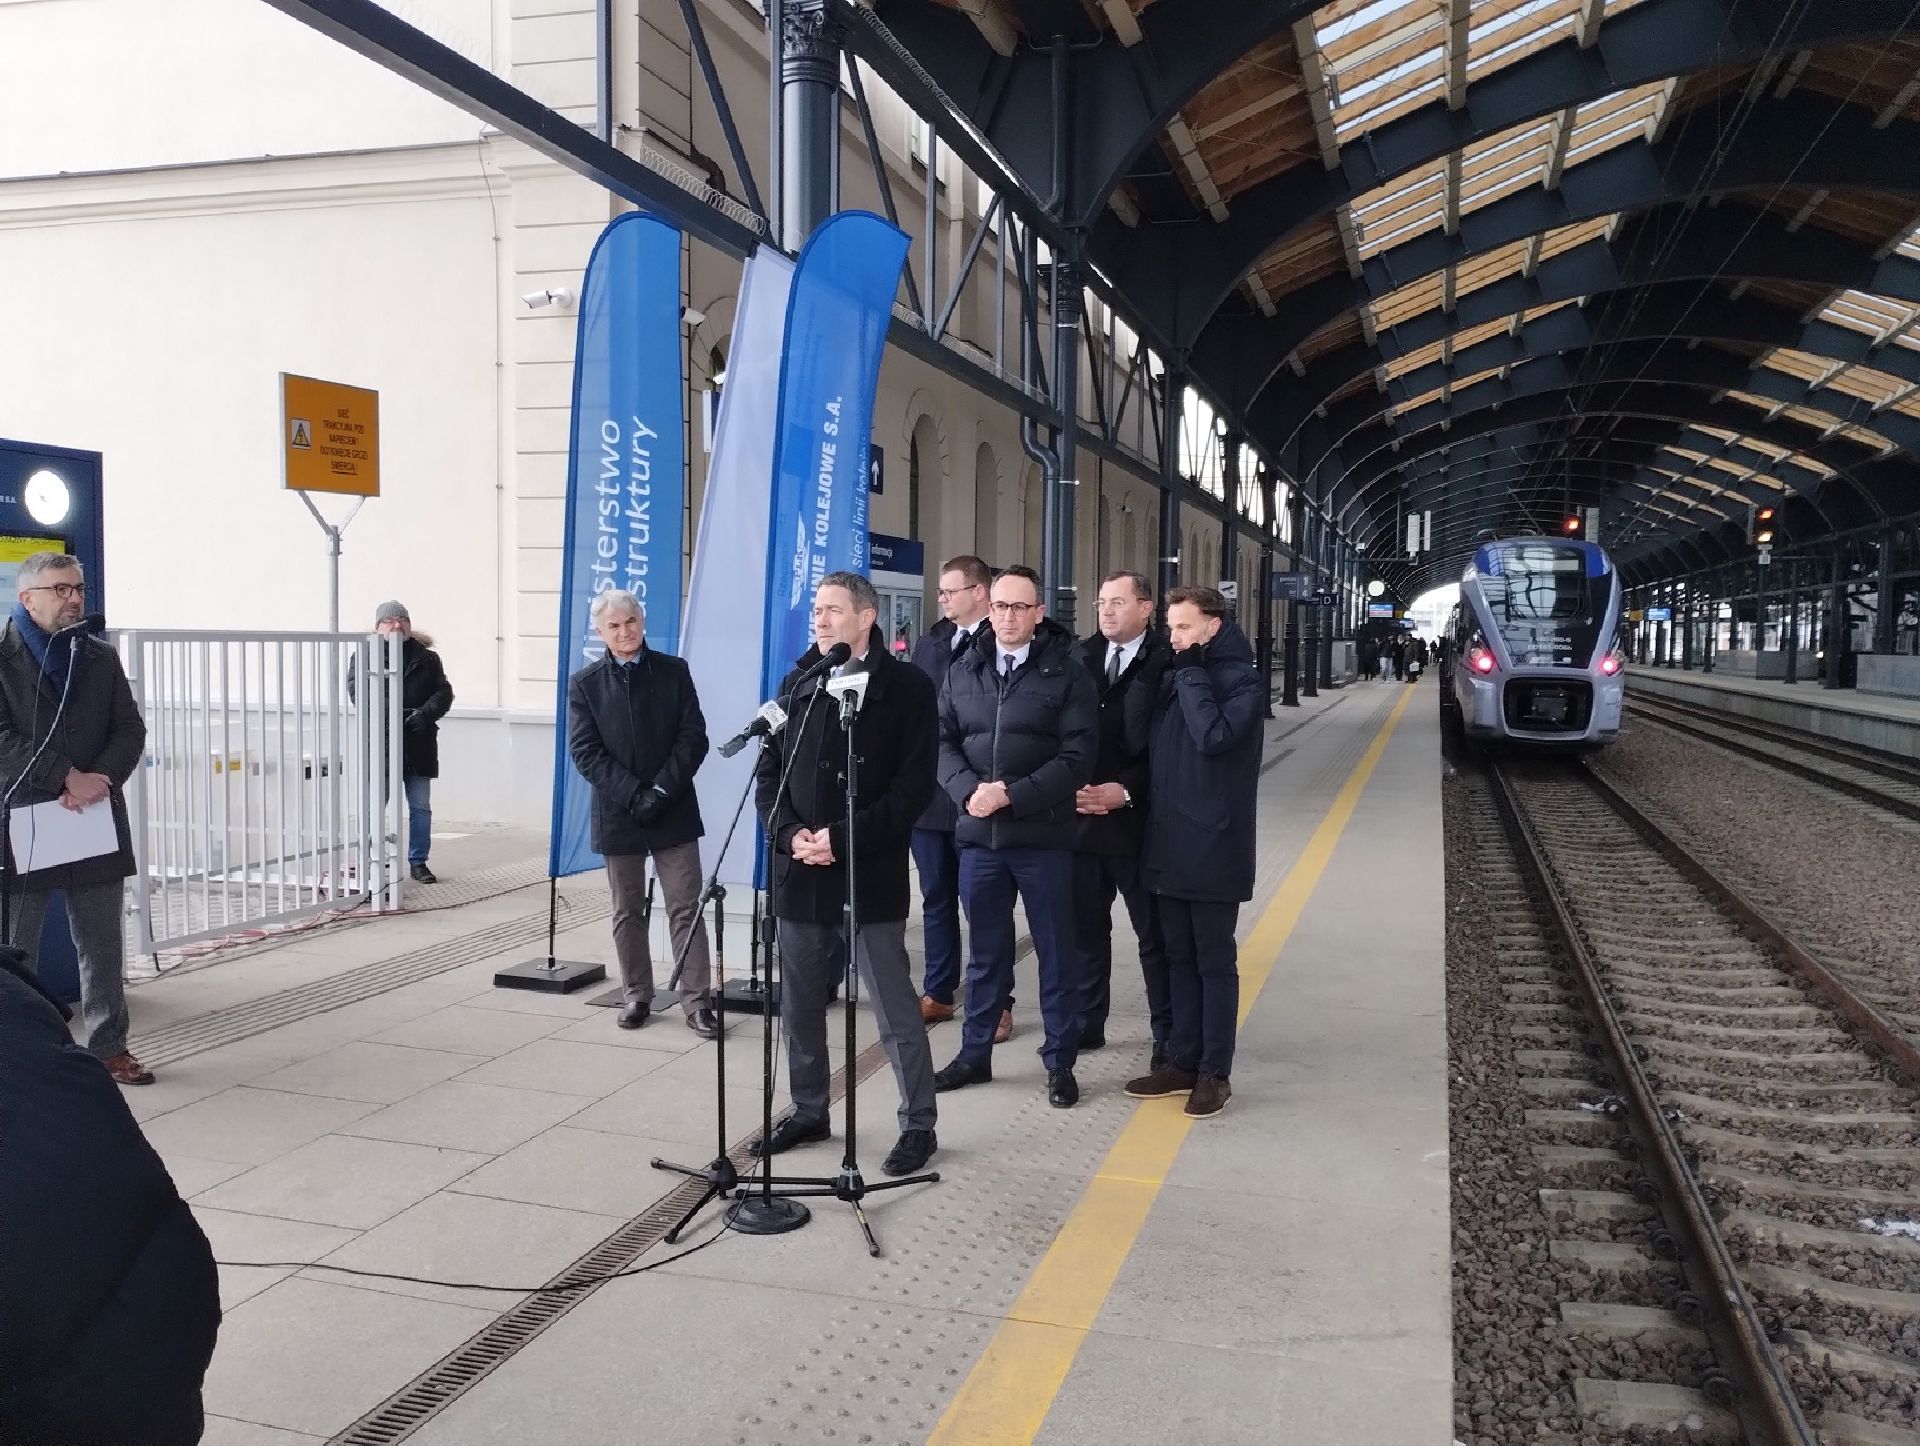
[
  {"xmin": 1626, "ymin": 694, "xmax": 1920, "ymax": 825},
  {"xmin": 1475, "ymin": 755, "xmax": 1920, "ymax": 1443}
]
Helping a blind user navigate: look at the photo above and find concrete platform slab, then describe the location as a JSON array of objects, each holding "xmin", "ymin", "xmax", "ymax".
[{"xmin": 194, "ymin": 1133, "xmax": 490, "ymax": 1230}]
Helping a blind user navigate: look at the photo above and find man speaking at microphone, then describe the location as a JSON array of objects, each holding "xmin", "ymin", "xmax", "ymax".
[
  {"xmin": 753, "ymin": 571, "xmax": 940, "ymax": 1177},
  {"xmin": 0, "ymin": 552, "xmax": 151, "ymax": 1086}
]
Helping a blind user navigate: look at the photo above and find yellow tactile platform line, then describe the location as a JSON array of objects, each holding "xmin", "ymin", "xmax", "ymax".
[{"xmin": 926, "ymin": 684, "xmax": 1419, "ymax": 1445}]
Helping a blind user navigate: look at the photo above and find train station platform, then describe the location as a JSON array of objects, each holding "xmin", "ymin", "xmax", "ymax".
[
  {"xmin": 122, "ymin": 676, "xmax": 1448, "ymax": 1446},
  {"xmin": 1628, "ymin": 665, "xmax": 1920, "ymax": 760}
]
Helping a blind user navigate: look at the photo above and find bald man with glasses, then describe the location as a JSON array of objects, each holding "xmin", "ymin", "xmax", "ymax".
[{"xmin": 931, "ymin": 565, "xmax": 1097, "ymax": 1109}]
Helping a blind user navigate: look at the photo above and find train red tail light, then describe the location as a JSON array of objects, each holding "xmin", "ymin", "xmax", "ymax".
[
  {"xmin": 1598, "ymin": 651, "xmax": 1623, "ymax": 677},
  {"xmin": 1468, "ymin": 646, "xmax": 1497, "ymax": 675}
]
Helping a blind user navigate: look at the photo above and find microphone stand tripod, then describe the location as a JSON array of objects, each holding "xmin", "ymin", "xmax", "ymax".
[
  {"xmin": 646, "ymin": 747, "xmax": 766, "ymax": 1241},
  {"xmin": 736, "ymin": 675, "xmax": 940, "ymax": 1257}
]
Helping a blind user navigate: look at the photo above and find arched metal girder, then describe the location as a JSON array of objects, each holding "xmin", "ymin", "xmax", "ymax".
[
  {"xmin": 1186, "ymin": 93, "xmax": 1920, "ymax": 417},
  {"xmin": 1093, "ymin": 4, "xmax": 1918, "ymax": 345},
  {"xmin": 1309, "ymin": 340, "xmax": 1920, "ymax": 487},
  {"xmin": 1317, "ymin": 355, "xmax": 1893, "ymax": 503},
  {"xmin": 1369, "ymin": 459, "xmax": 1746, "ymax": 533},
  {"xmin": 1257, "ymin": 220, "xmax": 1920, "ymax": 432},
  {"xmin": 1325, "ymin": 384, "xmax": 1900, "ymax": 527},
  {"xmin": 1280, "ymin": 282, "xmax": 1920, "ymax": 446}
]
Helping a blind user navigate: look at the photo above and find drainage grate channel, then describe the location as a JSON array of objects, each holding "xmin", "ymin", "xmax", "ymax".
[
  {"xmin": 134, "ymin": 894, "xmax": 612, "ymax": 1068},
  {"xmin": 332, "ymin": 1036, "xmax": 896, "ymax": 1446}
]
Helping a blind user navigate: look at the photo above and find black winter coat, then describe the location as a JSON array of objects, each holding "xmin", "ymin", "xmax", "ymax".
[
  {"xmin": 0, "ymin": 951, "xmax": 220, "ymax": 1446},
  {"xmin": 937, "ymin": 617, "xmax": 1097, "ymax": 851},
  {"xmin": 906, "ymin": 616, "xmax": 982, "ymax": 833},
  {"xmin": 1072, "ymin": 628, "xmax": 1170, "ymax": 857},
  {"xmin": 566, "ymin": 647, "xmax": 708, "ymax": 856},
  {"xmin": 755, "ymin": 629, "xmax": 937, "ymax": 924},
  {"xmin": 351, "ymin": 638, "xmax": 455, "ymax": 779},
  {"xmin": 1125, "ymin": 617, "xmax": 1265, "ymax": 903},
  {"xmin": 0, "ymin": 623, "xmax": 144, "ymax": 891}
]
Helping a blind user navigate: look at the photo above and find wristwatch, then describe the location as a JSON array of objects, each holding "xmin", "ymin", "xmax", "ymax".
[{"xmin": 1119, "ymin": 786, "xmax": 1134, "ymax": 809}]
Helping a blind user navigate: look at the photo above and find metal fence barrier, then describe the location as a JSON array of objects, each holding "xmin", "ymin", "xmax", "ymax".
[{"xmin": 117, "ymin": 630, "xmax": 405, "ymax": 958}]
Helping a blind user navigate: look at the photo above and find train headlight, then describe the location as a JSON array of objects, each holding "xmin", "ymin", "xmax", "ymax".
[
  {"xmin": 1599, "ymin": 651, "xmax": 1623, "ymax": 677},
  {"xmin": 1468, "ymin": 646, "xmax": 1497, "ymax": 675}
]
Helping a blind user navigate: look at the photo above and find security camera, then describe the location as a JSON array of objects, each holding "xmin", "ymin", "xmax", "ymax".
[{"xmin": 521, "ymin": 287, "xmax": 574, "ymax": 310}]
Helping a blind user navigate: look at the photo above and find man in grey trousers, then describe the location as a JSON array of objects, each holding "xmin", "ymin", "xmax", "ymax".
[
  {"xmin": 752, "ymin": 572, "xmax": 939, "ymax": 1177},
  {"xmin": 0, "ymin": 552, "xmax": 151, "ymax": 1085}
]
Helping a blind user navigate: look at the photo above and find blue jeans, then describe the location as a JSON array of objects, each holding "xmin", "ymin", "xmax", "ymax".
[
  {"xmin": 403, "ymin": 774, "xmax": 432, "ymax": 866},
  {"xmin": 956, "ymin": 845, "xmax": 1079, "ymax": 1072},
  {"xmin": 910, "ymin": 827, "xmax": 962, "ymax": 1004}
]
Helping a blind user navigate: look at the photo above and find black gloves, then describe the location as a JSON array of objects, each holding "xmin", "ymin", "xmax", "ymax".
[
  {"xmin": 634, "ymin": 787, "xmax": 667, "ymax": 825},
  {"xmin": 404, "ymin": 709, "xmax": 426, "ymax": 732},
  {"xmin": 1170, "ymin": 643, "xmax": 1208, "ymax": 673}
]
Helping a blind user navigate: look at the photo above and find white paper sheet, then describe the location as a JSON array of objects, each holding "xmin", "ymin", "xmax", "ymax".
[{"xmin": 9, "ymin": 797, "xmax": 118, "ymax": 872}]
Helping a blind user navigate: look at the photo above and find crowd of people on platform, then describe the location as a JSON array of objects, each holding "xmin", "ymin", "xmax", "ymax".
[
  {"xmin": 1370, "ymin": 629, "xmax": 1431, "ymax": 682},
  {"xmin": 567, "ymin": 556, "xmax": 1265, "ymax": 1180}
]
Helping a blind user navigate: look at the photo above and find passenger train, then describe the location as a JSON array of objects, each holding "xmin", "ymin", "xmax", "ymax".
[{"xmin": 1439, "ymin": 535, "xmax": 1625, "ymax": 749}]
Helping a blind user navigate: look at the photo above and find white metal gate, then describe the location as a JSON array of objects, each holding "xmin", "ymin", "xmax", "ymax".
[{"xmin": 117, "ymin": 630, "xmax": 406, "ymax": 956}]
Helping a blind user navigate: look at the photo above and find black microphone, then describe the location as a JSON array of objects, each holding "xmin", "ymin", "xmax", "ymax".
[
  {"xmin": 717, "ymin": 700, "xmax": 788, "ymax": 759},
  {"xmin": 793, "ymin": 641, "xmax": 853, "ymax": 686},
  {"xmin": 54, "ymin": 613, "xmax": 105, "ymax": 636}
]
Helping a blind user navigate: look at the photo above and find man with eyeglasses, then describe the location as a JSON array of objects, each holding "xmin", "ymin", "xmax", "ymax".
[
  {"xmin": 907, "ymin": 555, "xmax": 1012, "ymax": 1042},
  {"xmin": 0, "ymin": 553, "xmax": 152, "ymax": 1085},
  {"xmin": 932, "ymin": 565, "xmax": 1096, "ymax": 1109}
]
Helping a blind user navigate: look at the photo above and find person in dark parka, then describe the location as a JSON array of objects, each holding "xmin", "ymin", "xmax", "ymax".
[
  {"xmin": 351, "ymin": 601, "xmax": 454, "ymax": 884},
  {"xmin": 566, "ymin": 589, "xmax": 717, "ymax": 1038},
  {"xmin": 0, "ymin": 948, "xmax": 220, "ymax": 1446},
  {"xmin": 1070, "ymin": 570, "xmax": 1172, "ymax": 1061},
  {"xmin": 932, "ymin": 565, "xmax": 1098, "ymax": 1109},
  {"xmin": 0, "ymin": 551, "xmax": 150, "ymax": 1085},
  {"xmin": 1122, "ymin": 586, "xmax": 1264, "ymax": 1121},
  {"xmin": 752, "ymin": 573, "xmax": 940, "ymax": 1178},
  {"xmin": 905, "ymin": 554, "xmax": 994, "ymax": 1025}
]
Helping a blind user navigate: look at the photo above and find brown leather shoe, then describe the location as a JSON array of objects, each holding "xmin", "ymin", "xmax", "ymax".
[
  {"xmin": 1184, "ymin": 1074, "xmax": 1232, "ymax": 1119},
  {"xmin": 103, "ymin": 1052, "xmax": 155, "ymax": 1086},
  {"xmin": 1123, "ymin": 1064, "xmax": 1198, "ymax": 1100},
  {"xmin": 920, "ymin": 995, "xmax": 955, "ymax": 1024},
  {"xmin": 993, "ymin": 1009, "xmax": 1014, "ymax": 1044}
]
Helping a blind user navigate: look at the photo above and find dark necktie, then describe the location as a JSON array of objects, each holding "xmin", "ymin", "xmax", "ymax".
[
  {"xmin": 1003, "ymin": 654, "xmax": 1016, "ymax": 681},
  {"xmin": 1106, "ymin": 647, "xmax": 1122, "ymax": 686}
]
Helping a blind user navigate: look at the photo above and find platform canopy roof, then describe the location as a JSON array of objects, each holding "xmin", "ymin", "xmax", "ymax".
[{"xmin": 857, "ymin": 0, "xmax": 1920, "ymax": 588}]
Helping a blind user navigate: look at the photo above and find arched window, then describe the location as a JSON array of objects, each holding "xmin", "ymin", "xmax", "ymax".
[{"xmin": 908, "ymin": 434, "xmax": 922, "ymax": 539}]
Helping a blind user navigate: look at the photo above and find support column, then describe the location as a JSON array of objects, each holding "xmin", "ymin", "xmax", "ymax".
[
  {"xmin": 1281, "ymin": 486, "xmax": 1302, "ymax": 708},
  {"xmin": 1876, "ymin": 526, "xmax": 1897, "ymax": 655},
  {"xmin": 1319, "ymin": 529, "xmax": 1337, "ymax": 689},
  {"xmin": 1156, "ymin": 365, "xmax": 1186, "ymax": 605},
  {"xmin": 1220, "ymin": 433, "xmax": 1242, "ymax": 600},
  {"xmin": 1824, "ymin": 555, "xmax": 1846, "ymax": 690},
  {"xmin": 779, "ymin": 0, "xmax": 838, "ymax": 250},
  {"xmin": 1046, "ymin": 248, "xmax": 1083, "ymax": 633},
  {"xmin": 1258, "ymin": 468, "xmax": 1278, "ymax": 715},
  {"xmin": 1784, "ymin": 557, "xmax": 1800, "ymax": 684},
  {"xmin": 1681, "ymin": 580, "xmax": 1695, "ymax": 669},
  {"xmin": 1300, "ymin": 508, "xmax": 1319, "ymax": 699}
]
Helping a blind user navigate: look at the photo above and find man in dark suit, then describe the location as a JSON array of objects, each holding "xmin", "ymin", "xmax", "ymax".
[
  {"xmin": 932, "ymin": 565, "xmax": 1097, "ymax": 1108},
  {"xmin": 1071, "ymin": 570, "xmax": 1171, "ymax": 1062},
  {"xmin": 906, "ymin": 554, "xmax": 993, "ymax": 1028},
  {"xmin": 753, "ymin": 572, "xmax": 939, "ymax": 1176},
  {"xmin": 0, "ymin": 552, "xmax": 150, "ymax": 1085},
  {"xmin": 566, "ymin": 589, "xmax": 718, "ymax": 1038},
  {"xmin": 1124, "ymin": 586, "xmax": 1264, "ymax": 1120}
]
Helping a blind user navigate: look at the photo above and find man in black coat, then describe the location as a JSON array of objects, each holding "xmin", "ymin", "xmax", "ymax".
[
  {"xmin": 1071, "ymin": 570, "xmax": 1171, "ymax": 1062},
  {"xmin": 0, "ymin": 948, "xmax": 220, "ymax": 1445},
  {"xmin": 566, "ymin": 589, "xmax": 718, "ymax": 1038},
  {"xmin": 1123, "ymin": 586, "xmax": 1264, "ymax": 1121},
  {"xmin": 0, "ymin": 552, "xmax": 151, "ymax": 1085},
  {"xmin": 350, "ymin": 601, "xmax": 456, "ymax": 884},
  {"xmin": 906, "ymin": 554, "xmax": 995, "ymax": 1029},
  {"xmin": 753, "ymin": 573, "xmax": 939, "ymax": 1177},
  {"xmin": 932, "ymin": 565, "xmax": 1097, "ymax": 1109}
]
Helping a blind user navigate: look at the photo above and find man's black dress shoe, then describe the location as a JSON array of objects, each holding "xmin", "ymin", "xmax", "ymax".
[
  {"xmin": 750, "ymin": 1112, "xmax": 831, "ymax": 1156},
  {"xmin": 1047, "ymin": 1069, "xmax": 1080, "ymax": 1109},
  {"xmin": 932, "ymin": 1058, "xmax": 993, "ymax": 1092},
  {"xmin": 617, "ymin": 1002, "xmax": 650, "ymax": 1030},
  {"xmin": 685, "ymin": 1006, "xmax": 720, "ymax": 1039},
  {"xmin": 881, "ymin": 1129, "xmax": 937, "ymax": 1176}
]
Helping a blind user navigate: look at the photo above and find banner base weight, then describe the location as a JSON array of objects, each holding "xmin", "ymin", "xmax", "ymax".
[{"xmin": 494, "ymin": 958, "xmax": 607, "ymax": 994}]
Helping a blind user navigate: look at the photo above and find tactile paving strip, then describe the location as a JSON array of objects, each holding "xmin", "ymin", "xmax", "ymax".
[{"xmin": 131, "ymin": 887, "xmax": 613, "ymax": 1067}]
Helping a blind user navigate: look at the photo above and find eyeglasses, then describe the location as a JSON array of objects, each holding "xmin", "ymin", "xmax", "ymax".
[
  {"xmin": 989, "ymin": 601, "xmax": 1038, "ymax": 616},
  {"xmin": 27, "ymin": 583, "xmax": 85, "ymax": 600},
  {"xmin": 936, "ymin": 585, "xmax": 983, "ymax": 600}
]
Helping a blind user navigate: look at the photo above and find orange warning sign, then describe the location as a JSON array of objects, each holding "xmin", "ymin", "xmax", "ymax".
[{"xmin": 281, "ymin": 373, "xmax": 380, "ymax": 497}]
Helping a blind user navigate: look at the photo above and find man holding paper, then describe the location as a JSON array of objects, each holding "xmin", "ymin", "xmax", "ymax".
[{"xmin": 0, "ymin": 552, "xmax": 150, "ymax": 1085}]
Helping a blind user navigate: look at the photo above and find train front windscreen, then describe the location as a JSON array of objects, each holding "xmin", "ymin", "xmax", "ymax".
[{"xmin": 1484, "ymin": 542, "xmax": 1607, "ymax": 668}]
